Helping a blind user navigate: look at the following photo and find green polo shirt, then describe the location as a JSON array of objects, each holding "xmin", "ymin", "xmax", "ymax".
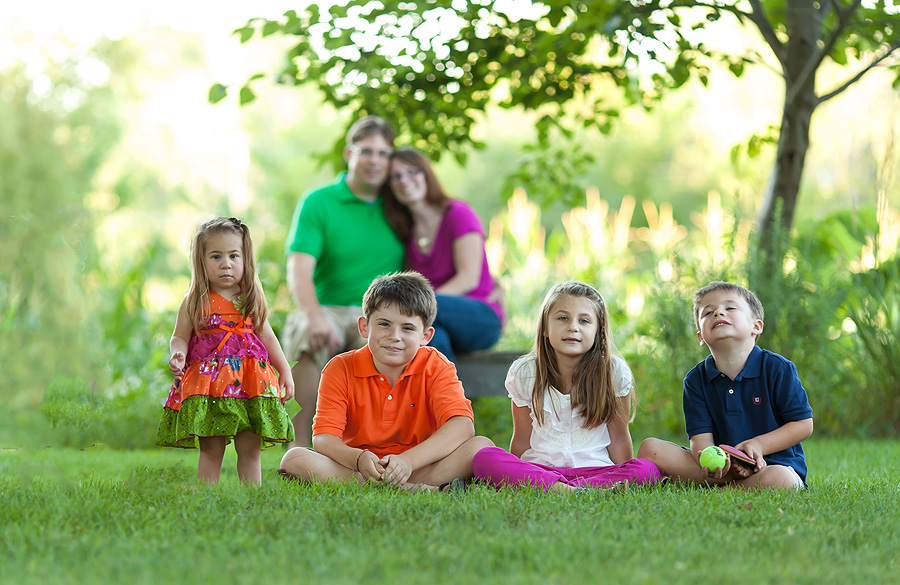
[{"xmin": 286, "ymin": 173, "xmax": 404, "ymax": 307}]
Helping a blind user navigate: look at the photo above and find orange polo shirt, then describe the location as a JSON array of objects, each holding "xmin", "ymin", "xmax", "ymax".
[{"xmin": 312, "ymin": 345, "xmax": 474, "ymax": 458}]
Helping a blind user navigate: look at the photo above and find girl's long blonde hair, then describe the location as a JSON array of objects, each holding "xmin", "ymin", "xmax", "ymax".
[
  {"xmin": 185, "ymin": 217, "xmax": 268, "ymax": 331},
  {"xmin": 531, "ymin": 281, "xmax": 634, "ymax": 429}
]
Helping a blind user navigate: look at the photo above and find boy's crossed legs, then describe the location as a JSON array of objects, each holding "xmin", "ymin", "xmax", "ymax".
[
  {"xmin": 280, "ymin": 436, "xmax": 493, "ymax": 490},
  {"xmin": 637, "ymin": 438, "xmax": 802, "ymax": 490}
]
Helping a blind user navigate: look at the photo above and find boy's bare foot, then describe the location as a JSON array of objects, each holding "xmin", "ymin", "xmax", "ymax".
[{"xmin": 399, "ymin": 482, "xmax": 433, "ymax": 492}]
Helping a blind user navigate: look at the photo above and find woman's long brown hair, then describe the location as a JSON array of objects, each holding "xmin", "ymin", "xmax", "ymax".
[{"xmin": 381, "ymin": 147, "xmax": 451, "ymax": 243}]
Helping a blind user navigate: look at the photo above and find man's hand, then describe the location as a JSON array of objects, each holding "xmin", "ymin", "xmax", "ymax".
[{"xmin": 307, "ymin": 313, "xmax": 343, "ymax": 353}]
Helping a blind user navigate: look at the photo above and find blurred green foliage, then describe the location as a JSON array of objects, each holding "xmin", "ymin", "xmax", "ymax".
[
  {"xmin": 479, "ymin": 189, "xmax": 899, "ymax": 442},
  {"xmin": 0, "ymin": 51, "xmax": 120, "ymax": 408},
  {"xmin": 844, "ymin": 256, "xmax": 900, "ymax": 435},
  {"xmin": 2, "ymin": 23, "xmax": 898, "ymax": 452}
]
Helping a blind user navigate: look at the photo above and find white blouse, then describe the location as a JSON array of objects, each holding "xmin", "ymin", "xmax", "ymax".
[{"xmin": 506, "ymin": 355, "xmax": 634, "ymax": 468}]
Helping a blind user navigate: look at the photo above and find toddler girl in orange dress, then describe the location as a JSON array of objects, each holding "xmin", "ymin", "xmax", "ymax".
[{"xmin": 156, "ymin": 217, "xmax": 294, "ymax": 483}]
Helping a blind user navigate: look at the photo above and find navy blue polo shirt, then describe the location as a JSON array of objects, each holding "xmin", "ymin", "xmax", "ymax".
[{"xmin": 683, "ymin": 345, "xmax": 813, "ymax": 481}]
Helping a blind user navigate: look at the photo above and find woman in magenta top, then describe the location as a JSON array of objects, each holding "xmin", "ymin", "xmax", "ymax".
[{"xmin": 382, "ymin": 147, "xmax": 503, "ymax": 363}]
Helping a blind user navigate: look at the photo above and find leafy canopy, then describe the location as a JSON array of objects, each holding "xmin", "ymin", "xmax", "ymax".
[{"xmin": 219, "ymin": 1, "xmax": 900, "ymax": 203}]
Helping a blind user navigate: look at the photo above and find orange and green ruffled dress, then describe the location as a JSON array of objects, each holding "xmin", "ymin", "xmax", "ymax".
[{"xmin": 156, "ymin": 292, "xmax": 294, "ymax": 449}]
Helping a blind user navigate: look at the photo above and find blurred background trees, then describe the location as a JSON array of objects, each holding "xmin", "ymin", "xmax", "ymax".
[
  {"xmin": 2, "ymin": 2, "xmax": 898, "ymax": 446},
  {"xmin": 226, "ymin": 0, "xmax": 900, "ymax": 258},
  {"xmin": 0, "ymin": 40, "xmax": 123, "ymax": 406}
]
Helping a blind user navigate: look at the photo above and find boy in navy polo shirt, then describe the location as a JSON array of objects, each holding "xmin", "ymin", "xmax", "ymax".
[{"xmin": 638, "ymin": 281, "xmax": 814, "ymax": 489}]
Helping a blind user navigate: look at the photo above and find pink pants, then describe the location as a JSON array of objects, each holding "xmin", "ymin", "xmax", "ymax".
[{"xmin": 472, "ymin": 446, "xmax": 661, "ymax": 490}]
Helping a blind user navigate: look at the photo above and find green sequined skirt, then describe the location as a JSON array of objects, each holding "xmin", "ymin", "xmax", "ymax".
[{"xmin": 156, "ymin": 395, "xmax": 294, "ymax": 449}]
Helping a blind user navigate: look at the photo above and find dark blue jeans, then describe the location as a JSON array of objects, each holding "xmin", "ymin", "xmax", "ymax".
[{"xmin": 429, "ymin": 294, "xmax": 502, "ymax": 364}]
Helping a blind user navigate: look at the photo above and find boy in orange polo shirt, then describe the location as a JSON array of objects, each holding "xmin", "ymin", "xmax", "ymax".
[{"xmin": 279, "ymin": 271, "xmax": 494, "ymax": 490}]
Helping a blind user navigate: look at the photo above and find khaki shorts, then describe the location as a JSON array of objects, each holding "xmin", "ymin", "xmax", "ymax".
[{"xmin": 280, "ymin": 305, "xmax": 367, "ymax": 369}]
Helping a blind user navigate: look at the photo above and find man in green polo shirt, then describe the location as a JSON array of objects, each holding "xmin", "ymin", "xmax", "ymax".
[{"xmin": 281, "ymin": 116, "xmax": 404, "ymax": 446}]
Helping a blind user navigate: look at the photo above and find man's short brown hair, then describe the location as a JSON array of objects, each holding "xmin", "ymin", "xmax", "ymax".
[
  {"xmin": 363, "ymin": 271, "xmax": 437, "ymax": 328},
  {"xmin": 346, "ymin": 115, "xmax": 395, "ymax": 147}
]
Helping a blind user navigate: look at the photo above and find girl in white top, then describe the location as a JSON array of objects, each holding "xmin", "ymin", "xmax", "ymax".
[{"xmin": 472, "ymin": 281, "xmax": 660, "ymax": 492}]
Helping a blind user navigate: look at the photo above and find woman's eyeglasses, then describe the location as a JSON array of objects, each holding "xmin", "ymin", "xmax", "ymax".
[{"xmin": 389, "ymin": 169, "xmax": 423, "ymax": 183}]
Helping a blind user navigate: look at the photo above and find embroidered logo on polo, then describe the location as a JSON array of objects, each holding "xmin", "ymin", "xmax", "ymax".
[{"xmin": 753, "ymin": 396, "xmax": 761, "ymax": 405}]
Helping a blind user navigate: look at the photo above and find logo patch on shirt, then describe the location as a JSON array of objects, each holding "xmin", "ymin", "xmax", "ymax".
[{"xmin": 753, "ymin": 396, "xmax": 761, "ymax": 405}]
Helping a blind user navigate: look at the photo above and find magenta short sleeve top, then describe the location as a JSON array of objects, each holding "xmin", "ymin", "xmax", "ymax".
[{"xmin": 405, "ymin": 200, "xmax": 503, "ymax": 321}]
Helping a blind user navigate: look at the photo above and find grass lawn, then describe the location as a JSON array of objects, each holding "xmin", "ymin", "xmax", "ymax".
[{"xmin": 1, "ymin": 438, "xmax": 898, "ymax": 585}]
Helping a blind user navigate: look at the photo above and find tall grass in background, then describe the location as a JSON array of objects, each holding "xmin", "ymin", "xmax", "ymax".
[
  {"xmin": 18, "ymin": 187, "xmax": 900, "ymax": 450},
  {"xmin": 484, "ymin": 188, "xmax": 900, "ymax": 441}
]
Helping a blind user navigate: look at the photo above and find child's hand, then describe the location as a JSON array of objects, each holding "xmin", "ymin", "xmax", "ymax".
[
  {"xmin": 356, "ymin": 450, "xmax": 385, "ymax": 482},
  {"xmin": 279, "ymin": 375, "xmax": 295, "ymax": 403},
  {"xmin": 736, "ymin": 439, "xmax": 766, "ymax": 473},
  {"xmin": 701, "ymin": 457, "xmax": 731, "ymax": 481},
  {"xmin": 169, "ymin": 351, "xmax": 186, "ymax": 379},
  {"xmin": 724, "ymin": 456, "xmax": 753, "ymax": 479},
  {"xmin": 379, "ymin": 453, "xmax": 413, "ymax": 487}
]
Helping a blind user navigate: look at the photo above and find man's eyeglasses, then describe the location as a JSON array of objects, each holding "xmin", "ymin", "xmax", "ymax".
[{"xmin": 348, "ymin": 144, "xmax": 392, "ymax": 161}]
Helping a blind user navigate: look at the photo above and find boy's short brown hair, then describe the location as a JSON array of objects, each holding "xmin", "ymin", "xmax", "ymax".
[
  {"xmin": 693, "ymin": 281, "xmax": 765, "ymax": 331},
  {"xmin": 363, "ymin": 271, "xmax": 437, "ymax": 328},
  {"xmin": 345, "ymin": 115, "xmax": 395, "ymax": 147}
]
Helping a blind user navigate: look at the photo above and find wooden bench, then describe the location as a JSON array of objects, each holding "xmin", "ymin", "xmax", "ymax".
[{"xmin": 455, "ymin": 351, "xmax": 523, "ymax": 398}]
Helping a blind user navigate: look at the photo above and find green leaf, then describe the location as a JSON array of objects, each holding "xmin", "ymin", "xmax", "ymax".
[
  {"xmin": 728, "ymin": 60, "xmax": 744, "ymax": 77},
  {"xmin": 262, "ymin": 20, "xmax": 281, "ymax": 37},
  {"xmin": 208, "ymin": 83, "xmax": 228, "ymax": 104},
  {"xmin": 831, "ymin": 48, "xmax": 848, "ymax": 66},
  {"xmin": 234, "ymin": 26, "xmax": 255, "ymax": 43},
  {"xmin": 748, "ymin": 136, "xmax": 761, "ymax": 157},
  {"xmin": 239, "ymin": 86, "xmax": 256, "ymax": 105}
]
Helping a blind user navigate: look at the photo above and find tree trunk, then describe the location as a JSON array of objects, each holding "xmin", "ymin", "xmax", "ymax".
[{"xmin": 756, "ymin": 0, "xmax": 822, "ymax": 257}]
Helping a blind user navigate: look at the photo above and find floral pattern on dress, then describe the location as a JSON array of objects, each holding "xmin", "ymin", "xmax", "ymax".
[
  {"xmin": 162, "ymin": 291, "xmax": 280, "ymax": 410},
  {"xmin": 156, "ymin": 290, "xmax": 294, "ymax": 448}
]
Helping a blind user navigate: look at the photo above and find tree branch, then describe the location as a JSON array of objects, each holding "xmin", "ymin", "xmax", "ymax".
[
  {"xmin": 667, "ymin": 0, "xmax": 752, "ymax": 21},
  {"xmin": 817, "ymin": 40, "xmax": 900, "ymax": 104},
  {"xmin": 747, "ymin": 0, "xmax": 786, "ymax": 65},
  {"xmin": 785, "ymin": 0, "xmax": 862, "ymax": 109}
]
